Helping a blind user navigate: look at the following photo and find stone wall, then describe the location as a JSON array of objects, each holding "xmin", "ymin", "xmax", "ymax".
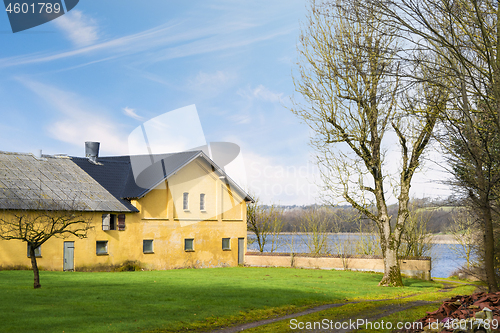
[{"xmin": 245, "ymin": 252, "xmax": 431, "ymax": 280}]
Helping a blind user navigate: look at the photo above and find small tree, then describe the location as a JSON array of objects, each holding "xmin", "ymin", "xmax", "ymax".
[
  {"xmin": 301, "ymin": 207, "xmax": 331, "ymax": 255},
  {"xmin": 449, "ymin": 208, "xmax": 479, "ymax": 271},
  {"xmin": 354, "ymin": 219, "xmax": 381, "ymax": 256},
  {"xmin": 398, "ymin": 202, "xmax": 434, "ymax": 258},
  {"xmin": 268, "ymin": 206, "xmax": 284, "ymax": 253},
  {"xmin": 0, "ymin": 206, "xmax": 91, "ymax": 288},
  {"xmin": 246, "ymin": 198, "xmax": 283, "ymax": 252}
]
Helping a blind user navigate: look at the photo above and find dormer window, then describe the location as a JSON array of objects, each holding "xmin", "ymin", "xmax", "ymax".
[{"xmin": 183, "ymin": 192, "xmax": 189, "ymax": 211}]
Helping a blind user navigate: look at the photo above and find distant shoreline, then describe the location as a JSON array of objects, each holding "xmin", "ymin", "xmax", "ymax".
[{"xmin": 247, "ymin": 232, "xmax": 460, "ymax": 244}]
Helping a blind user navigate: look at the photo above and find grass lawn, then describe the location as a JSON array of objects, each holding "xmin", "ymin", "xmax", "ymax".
[{"xmin": 0, "ymin": 267, "xmax": 448, "ymax": 333}]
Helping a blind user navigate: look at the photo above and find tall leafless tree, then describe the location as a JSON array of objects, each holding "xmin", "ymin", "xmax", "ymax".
[{"xmin": 292, "ymin": 0, "xmax": 444, "ymax": 286}]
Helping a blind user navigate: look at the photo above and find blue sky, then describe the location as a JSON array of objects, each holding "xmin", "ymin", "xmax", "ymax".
[{"xmin": 0, "ymin": 1, "xmax": 451, "ymax": 205}]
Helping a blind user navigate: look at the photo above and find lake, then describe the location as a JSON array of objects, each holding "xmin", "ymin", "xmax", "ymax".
[{"xmin": 247, "ymin": 233, "xmax": 466, "ymax": 278}]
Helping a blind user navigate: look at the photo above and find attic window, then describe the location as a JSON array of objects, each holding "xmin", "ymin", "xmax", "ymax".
[
  {"xmin": 200, "ymin": 193, "xmax": 206, "ymax": 211},
  {"xmin": 102, "ymin": 214, "xmax": 118, "ymax": 230},
  {"xmin": 183, "ymin": 192, "xmax": 189, "ymax": 211}
]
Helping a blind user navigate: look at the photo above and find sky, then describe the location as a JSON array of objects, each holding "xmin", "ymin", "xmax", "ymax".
[{"xmin": 0, "ymin": 0, "xmax": 452, "ymax": 205}]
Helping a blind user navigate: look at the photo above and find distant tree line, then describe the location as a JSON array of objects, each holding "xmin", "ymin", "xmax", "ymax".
[{"xmin": 260, "ymin": 198, "xmax": 456, "ymax": 234}]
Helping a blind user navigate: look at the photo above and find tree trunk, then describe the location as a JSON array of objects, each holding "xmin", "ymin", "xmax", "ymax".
[
  {"xmin": 375, "ymin": 182, "xmax": 404, "ymax": 287},
  {"xmin": 378, "ymin": 239, "xmax": 404, "ymax": 287},
  {"xmin": 29, "ymin": 245, "xmax": 41, "ymax": 289},
  {"xmin": 480, "ymin": 201, "xmax": 499, "ymax": 292},
  {"xmin": 474, "ymin": 157, "xmax": 499, "ymax": 292}
]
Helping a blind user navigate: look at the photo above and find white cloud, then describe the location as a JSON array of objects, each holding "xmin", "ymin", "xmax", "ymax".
[
  {"xmin": 229, "ymin": 114, "xmax": 252, "ymax": 125},
  {"xmin": 18, "ymin": 78, "xmax": 128, "ymax": 155},
  {"xmin": 53, "ymin": 10, "xmax": 99, "ymax": 47},
  {"xmin": 123, "ymin": 107, "xmax": 144, "ymax": 121},
  {"xmin": 187, "ymin": 70, "xmax": 236, "ymax": 95},
  {"xmin": 238, "ymin": 84, "xmax": 283, "ymax": 103},
  {"xmin": 191, "ymin": 70, "xmax": 230, "ymax": 88},
  {"xmin": 0, "ymin": 17, "xmax": 296, "ymax": 70}
]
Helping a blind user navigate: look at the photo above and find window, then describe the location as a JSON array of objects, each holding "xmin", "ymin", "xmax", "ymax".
[
  {"xmin": 200, "ymin": 193, "xmax": 206, "ymax": 211},
  {"xmin": 96, "ymin": 241, "xmax": 108, "ymax": 255},
  {"xmin": 102, "ymin": 214, "xmax": 117, "ymax": 230},
  {"xmin": 183, "ymin": 192, "xmax": 189, "ymax": 210},
  {"xmin": 143, "ymin": 240, "xmax": 154, "ymax": 253},
  {"xmin": 184, "ymin": 238, "xmax": 194, "ymax": 251},
  {"xmin": 27, "ymin": 244, "xmax": 41, "ymax": 257},
  {"xmin": 222, "ymin": 238, "xmax": 231, "ymax": 250}
]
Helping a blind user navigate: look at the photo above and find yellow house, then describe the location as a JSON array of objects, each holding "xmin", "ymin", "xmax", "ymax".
[{"xmin": 0, "ymin": 142, "xmax": 252, "ymax": 271}]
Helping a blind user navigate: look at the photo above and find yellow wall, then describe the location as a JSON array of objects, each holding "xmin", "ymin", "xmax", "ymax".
[{"xmin": 0, "ymin": 157, "xmax": 248, "ymax": 271}]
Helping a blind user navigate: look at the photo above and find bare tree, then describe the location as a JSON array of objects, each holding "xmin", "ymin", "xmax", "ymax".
[
  {"xmin": 292, "ymin": 0, "xmax": 444, "ymax": 286},
  {"xmin": 398, "ymin": 201, "xmax": 434, "ymax": 258},
  {"xmin": 449, "ymin": 208, "xmax": 479, "ymax": 271},
  {"xmin": 268, "ymin": 206, "xmax": 284, "ymax": 253},
  {"xmin": 0, "ymin": 206, "xmax": 91, "ymax": 288},
  {"xmin": 246, "ymin": 198, "xmax": 283, "ymax": 252},
  {"xmin": 301, "ymin": 207, "xmax": 331, "ymax": 255},
  {"xmin": 354, "ymin": 220, "xmax": 381, "ymax": 256}
]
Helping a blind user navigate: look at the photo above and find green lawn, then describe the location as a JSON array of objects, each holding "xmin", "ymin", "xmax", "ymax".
[{"xmin": 0, "ymin": 267, "xmax": 446, "ymax": 333}]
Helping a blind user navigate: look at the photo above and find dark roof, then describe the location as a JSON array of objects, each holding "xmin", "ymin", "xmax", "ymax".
[
  {"xmin": 0, "ymin": 152, "xmax": 136, "ymax": 212},
  {"xmin": 72, "ymin": 151, "xmax": 201, "ymax": 202},
  {"xmin": 73, "ymin": 150, "xmax": 253, "ymax": 203}
]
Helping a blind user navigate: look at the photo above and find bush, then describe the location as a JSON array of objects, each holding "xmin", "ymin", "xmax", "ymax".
[
  {"xmin": 0, "ymin": 265, "xmax": 32, "ymax": 271},
  {"xmin": 75, "ymin": 261, "xmax": 146, "ymax": 272}
]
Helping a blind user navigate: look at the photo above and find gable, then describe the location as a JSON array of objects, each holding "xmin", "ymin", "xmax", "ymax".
[{"xmin": 167, "ymin": 157, "xmax": 245, "ymax": 221}]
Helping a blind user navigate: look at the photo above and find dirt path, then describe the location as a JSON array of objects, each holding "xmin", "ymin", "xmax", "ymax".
[
  {"xmin": 208, "ymin": 299, "xmax": 434, "ymax": 333},
  {"xmin": 209, "ymin": 281, "xmax": 475, "ymax": 333},
  {"xmin": 208, "ymin": 302, "xmax": 358, "ymax": 333},
  {"xmin": 309, "ymin": 300, "xmax": 437, "ymax": 333}
]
